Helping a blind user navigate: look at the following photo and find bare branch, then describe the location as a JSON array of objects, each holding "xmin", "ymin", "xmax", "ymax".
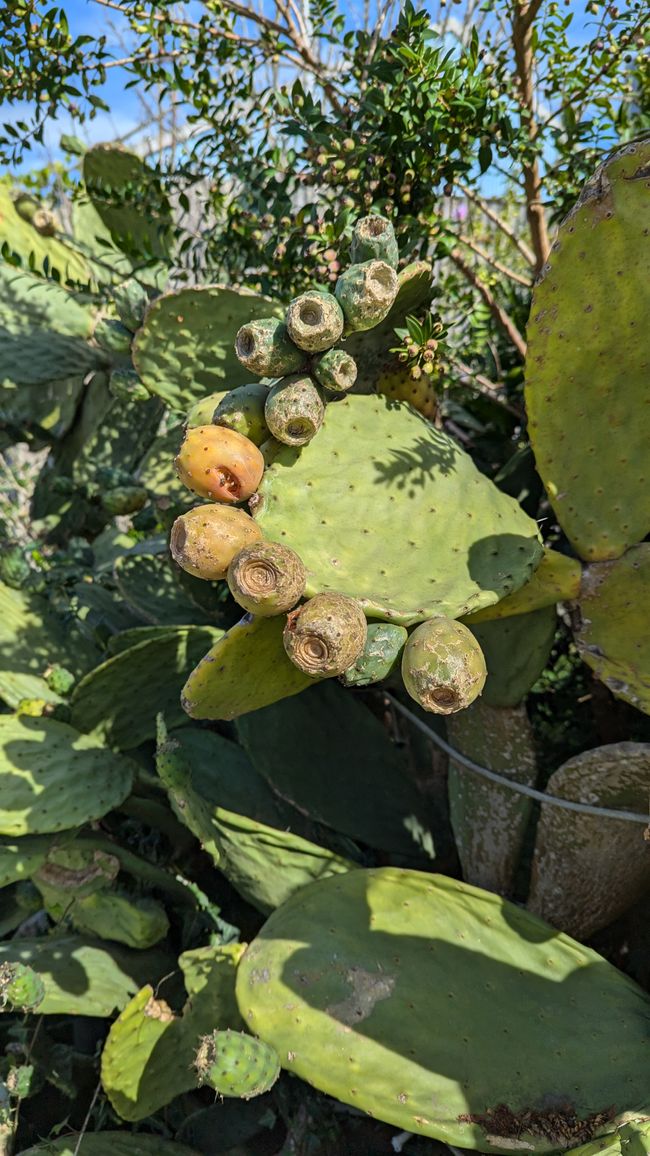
[
  {"xmin": 510, "ymin": 0, "xmax": 551, "ymax": 271},
  {"xmin": 455, "ymin": 180, "xmax": 536, "ymax": 267},
  {"xmin": 448, "ymin": 249, "xmax": 527, "ymax": 360},
  {"xmin": 456, "ymin": 231, "xmax": 532, "ymax": 288}
]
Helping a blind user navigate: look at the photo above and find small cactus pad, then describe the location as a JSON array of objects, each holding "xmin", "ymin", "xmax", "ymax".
[
  {"xmin": 182, "ymin": 615, "xmax": 315, "ymax": 721},
  {"xmin": 575, "ymin": 544, "xmax": 650, "ymax": 714},
  {"xmin": 264, "ymin": 375, "xmax": 324, "ymax": 446},
  {"xmin": 171, "ymin": 505, "xmax": 263, "ymax": 581},
  {"xmin": 284, "ymin": 593, "xmax": 367, "ymax": 677},
  {"xmin": 228, "ymin": 541, "xmax": 306, "ymax": 616},
  {"xmin": 175, "ymin": 424, "xmax": 264, "ymax": 502},
  {"xmin": 340, "ymin": 623, "xmax": 407, "ymax": 687},
  {"xmin": 253, "ymin": 395, "xmax": 542, "ymax": 626},
  {"xmin": 285, "ymin": 290, "xmax": 344, "ymax": 352},
  {"xmin": 236, "ymin": 868, "xmax": 650, "ymax": 1152},
  {"xmin": 527, "ymin": 742, "xmax": 650, "ymax": 939},
  {"xmin": 525, "ymin": 141, "xmax": 650, "ymax": 561},
  {"xmin": 462, "ymin": 549, "xmax": 581, "ymax": 623},
  {"xmin": 133, "ymin": 286, "xmax": 282, "ymax": 409},
  {"xmin": 335, "ymin": 260, "xmax": 398, "ymax": 331},
  {"xmin": 447, "ymin": 701, "xmax": 538, "ymax": 895},
  {"xmin": 20, "ymin": 1135, "xmax": 198, "ymax": 1156},
  {"xmin": 401, "ymin": 617, "xmax": 487, "ymax": 714},
  {"xmin": 350, "ymin": 214, "xmax": 399, "ymax": 268},
  {"xmin": 83, "ymin": 144, "xmax": 171, "ymax": 259},
  {"xmin": 195, "ymin": 1030, "xmax": 280, "ymax": 1098},
  {"xmin": 0, "ymin": 962, "xmax": 45, "ymax": 1010},
  {"xmin": 0, "ymin": 715, "xmax": 135, "ymax": 835},
  {"xmin": 235, "ymin": 317, "xmax": 305, "ymax": 376}
]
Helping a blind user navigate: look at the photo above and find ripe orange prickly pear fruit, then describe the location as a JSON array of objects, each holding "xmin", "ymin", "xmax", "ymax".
[
  {"xmin": 283, "ymin": 593, "xmax": 367, "ymax": 677},
  {"xmin": 175, "ymin": 425, "xmax": 264, "ymax": 503},
  {"xmin": 170, "ymin": 504, "xmax": 262, "ymax": 580},
  {"xmin": 376, "ymin": 363, "xmax": 437, "ymax": 421},
  {"xmin": 401, "ymin": 617, "xmax": 487, "ymax": 714}
]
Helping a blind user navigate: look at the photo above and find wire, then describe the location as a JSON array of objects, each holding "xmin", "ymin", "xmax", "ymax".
[{"xmin": 385, "ymin": 694, "xmax": 650, "ymax": 826}]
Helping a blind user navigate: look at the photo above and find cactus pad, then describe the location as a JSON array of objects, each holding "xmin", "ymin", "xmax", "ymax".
[
  {"xmin": 525, "ymin": 141, "xmax": 650, "ymax": 560},
  {"xmin": 133, "ymin": 286, "xmax": 282, "ymax": 410},
  {"xmin": 0, "ymin": 715, "xmax": 135, "ymax": 835},
  {"xmin": 182, "ymin": 615, "xmax": 314, "ymax": 721},
  {"xmin": 254, "ymin": 395, "xmax": 542, "ymax": 626},
  {"xmin": 575, "ymin": 544, "xmax": 650, "ymax": 714},
  {"xmin": 21, "ymin": 1134, "xmax": 199, "ymax": 1156},
  {"xmin": 467, "ymin": 606, "xmax": 556, "ymax": 707},
  {"xmin": 462, "ymin": 549, "xmax": 581, "ymax": 623},
  {"xmin": 195, "ymin": 1030, "xmax": 280, "ymax": 1098},
  {"xmin": 83, "ymin": 144, "xmax": 171, "ymax": 259},
  {"xmin": 237, "ymin": 868, "xmax": 650, "ymax": 1152},
  {"xmin": 527, "ymin": 742, "xmax": 650, "ymax": 939}
]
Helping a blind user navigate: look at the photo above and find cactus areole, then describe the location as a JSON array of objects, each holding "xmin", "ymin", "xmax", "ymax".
[{"xmin": 236, "ymin": 869, "xmax": 650, "ymax": 1153}]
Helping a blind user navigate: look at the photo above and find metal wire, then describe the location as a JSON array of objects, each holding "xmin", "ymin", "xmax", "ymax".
[{"xmin": 385, "ymin": 694, "xmax": 650, "ymax": 826}]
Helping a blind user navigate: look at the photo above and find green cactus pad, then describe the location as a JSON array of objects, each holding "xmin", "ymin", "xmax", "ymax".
[
  {"xmin": 0, "ymin": 181, "xmax": 91, "ymax": 284},
  {"xmin": 528, "ymin": 742, "xmax": 650, "ymax": 939},
  {"xmin": 467, "ymin": 606, "xmax": 556, "ymax": 707},
  {"xmin": 195, "ymin": 1030, "xmax": 280, "ymax": 1098},
  {"xmin": 237, "ymin": 868, "xmax": 650, "ymax": 1153},
  {"xmin": 340, "ymin": 623, "xmax": 407, "ymax": 687},
  {"xmin": 237, "ymin": 681, "xmax": 435, "ymax": 858},
  {"xmin": 67, "ymin": 892, "xmax": 170, "ymax": 949},
  {"xmin": 564, "ymin": 1120, "xmax": 650, "ymax": 1156},
  {"xmin": 182, "ymin": 615, "xmax": 314, "ymax": 721},
  {"xmin": 71, "ymin": 626, "xmax": 223, "ymax": 748},
  {"xmin": 101, "ymin": 943, "xmax": 245, "ymax": 1121},
  {"xmin": 114, "ymin": 553, "xmax": 215, "ymax": 626},
  {"xmin": 575, "ymin": 544, "xmax": 650, "ymax": 714},
  {"xmin": 133, "ymin": 286, "xmax": 282, "ymax": 410},
  {"xmin": 83, "ymin": 144, "xmax": 171, "ymax": 260},
  {"xmin": 462, "ymin": 549, "xmax": 581, "ymax": 623},
  {"xmin": 0, "ymin": 716, "xmax": 135, "ymax": 836},
  {"xmin": 254, "ymin": 395, "xmax": 542, "ymax": 626},
  {"xmin": 0, "ymin": 836, "xmax": 53, "ymax": 887},
  {"xmin": 21, "ymin": 1134, "xmax": 199, "ymax": 1156},
  {"xmin": 525, "ymin": 142, "xmax": 650, "ymax": 561},
  {"xmin": 448, "ymin": 701, "xmax": 538, "ymax": 895},
  {"xmin": 0, "ymin": 934, "xmax": 172, "ymax": 1016}
]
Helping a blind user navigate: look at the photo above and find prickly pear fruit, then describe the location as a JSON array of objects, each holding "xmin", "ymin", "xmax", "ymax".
[
  {"xmin": 340, "ymin": 623, "xmax": 408, "ymax": 688},
  {"xmin": 214, "ymin": 383, "xmax": 270, "ymax": 446},
  {"xmin": 285, "ymin": 290, "xmax": 344, "ymax": 353},
  {"xmin": 235, "ymin": 317, "xmax": 305, "ymax": 377},
  {"xmin": 350, "ymin": 214, "xmax": 399, "ymax": 269},
  {"xmin": 284, "ymin": 593, "xmax": 367, "ymax": 677},
  {"xmin": 402, "ymin": 617, "xmax": 487, "ymax": 714},
  {"xmin": 186, "ymin": 390, "xmax": 229, "ymax": 428},
  {"xmin": 228, "ymin": 542, "xmax": 306, "ymax": 616},
  {"xmin": 265, "ymin": 376, "xmax": 324, "ymax": 447},
  {"xmin": 93, "ymin": 317, "xmax": 133, "ymax": 355},
  {"xmin": 101, "ymin": 485, "xmax": 148, "ymax": 516},
  {"xmin": 113, "ymin": 278, "xmax": 152, "ymax": 332},
  {"xmin": 0, "ymin": 962, "xmax": 45, "ymax": 1011},
  {"xmin": 170, "ymin": 504, "xmax": 262, "ymax": 580},
  {"xmin": 175, "ymin": 425, "xmax": 265, "ymax": 503},
  {"xmin": 194, "ymin": 1030, "xmax": 280, "ymax": 1099},
  {"xmin": 312, "ymin": 348, "xmax": 358, "ymax": 393},
  {"xmin": 108, "ymin": 368, "xmax": 150, "ymax": 404},
  {"xmin": 376, "ymin": 362, "xmax": 437, "ymax": 421},
  {"xmin": 335, "ymin": 260, "xmax": 398, "ymax": 332}
]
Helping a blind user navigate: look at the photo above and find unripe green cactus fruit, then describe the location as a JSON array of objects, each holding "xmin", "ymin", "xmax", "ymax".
[
  {"xmin": 312, "ymin": 347, "xmax": 358, "ymax": 393},
  {"xmin": 194, "ymin": 1030, "xmax": 280, "ymax": 1098},
  {"xmin": 175, "ymin": 424, "xmax": 265, "ymax": 503},
  {"xmin": 235, "ymin": 317, "xmax": 306, "ymax": 376},
  {"xmin": 264, "ymin": 375, "xmax": 324, "ymax": 446},
  {"xmin": 0, "ymin": 962, "xmax": 45, "ymax": 1011},
  {"xmin": 186, "ymin": 390, "xmax": 229, "ymax": 428},
  {"xmin": 102, "ymin": 485, "xmax": 148, "ymax": 516},
  {"xmin": 350, "ymin": 214, "xmax": 399, "ymax": 268},
  {"xmin": 170, "ymin": 504, "xmax": 262, "ymax": 580},
  {"xmin": 340, "ymin": 623, "xmax": 408, "ymax": 688},
  {"xmin": 285, "ymin": 290, "xmax": 344, "ymax": 352},
  {"xmin": 228, "ymin": 541, "xmax": 306, "ymax": 615},
  {"xmin": 401, "ymin": 617, "xmax": 487, "ymax": 714},
  {"xmin": 109, "ymin": 368, "xmax": 150, "ymax": 404},
  {"xmin": 335, "ymin": 260, "xmax": 398, "ymax": 331},
  {"xmin": 213, "ymin": 382, "xmax": 270, "ymax": 446},
  {"xmin": 283, "ymin": 593, "xmax": 367, "ymax": 677}
]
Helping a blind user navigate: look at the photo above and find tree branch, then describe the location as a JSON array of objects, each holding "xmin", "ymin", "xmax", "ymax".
[
  {"xmin": 455, "ymin": 180, "xmax": 536, "ymax": 267},
  {"xmin": 448, "ymin": 249, "xmax": 527, "ymax": 360},
  {"xmin": 510, "ymin": 0, "xmax": 551, "ymax": 273},
  {"xmin": 456, "ymin": 231, "xmax": 533, "ymax": 288}
]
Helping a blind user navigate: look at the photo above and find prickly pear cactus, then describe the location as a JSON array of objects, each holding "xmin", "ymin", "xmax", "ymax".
[
  {"xmin": 526, "ymin": 140, "xmax": 650, "ymax": 561},
  {"xmin": 237, "ymin": 868, "xmax": 650, "ymax": 1153},
  {"xmin": 0, "ymin": 962, "xmax": 45, "ymax": 1011},
  {"xmin": 20, "ymin": 1134, "xmax": 199, "ymax": 1156},
  {"xmin": 194, "ymin": 1030, "xmax": 280, "ymax": 1098}
]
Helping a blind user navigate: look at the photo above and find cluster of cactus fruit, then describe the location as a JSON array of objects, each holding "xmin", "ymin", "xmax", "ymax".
[{"xmin": 170, "ymin": 214, "xmax": 504, "ymax": 710}]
